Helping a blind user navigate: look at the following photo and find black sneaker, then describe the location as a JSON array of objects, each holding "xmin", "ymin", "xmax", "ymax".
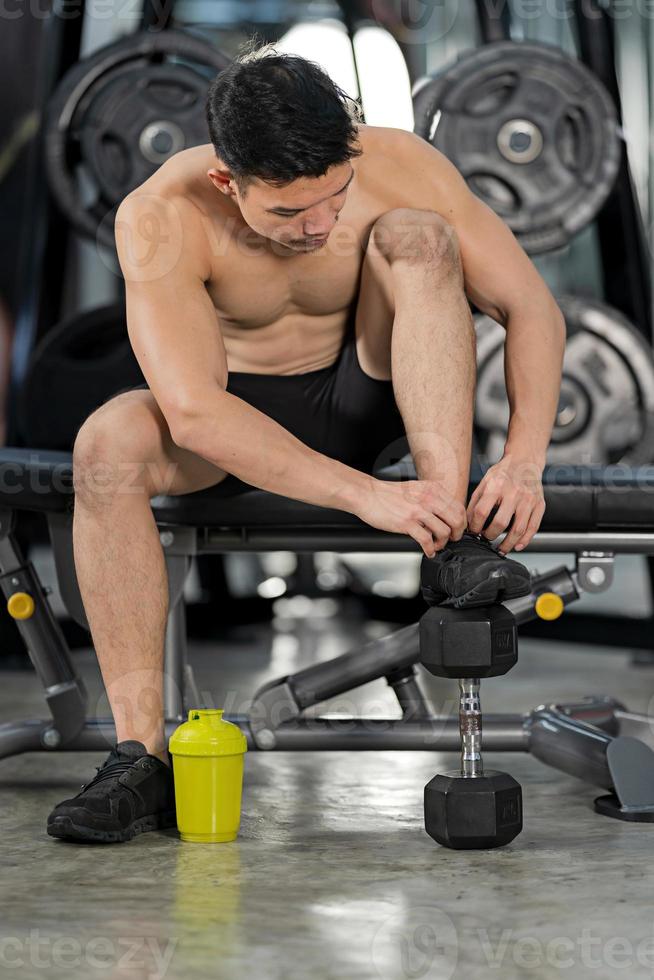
[
  {"xmin": 47, "ymin": 740, "xmax": 176, "ymax": 843},
  {"xmin": 421, "ymin": 531, "xmax": 532, "ymax": 609}
]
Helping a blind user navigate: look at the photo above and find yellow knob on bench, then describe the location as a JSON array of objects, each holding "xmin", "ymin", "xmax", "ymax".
[
  {"xmin": 535, "ymin": 592, "xmax": 564, "ymax": 621},
  {"xmin": 7, "ymin": 592, "xmax": 35, "ymax": 620}
]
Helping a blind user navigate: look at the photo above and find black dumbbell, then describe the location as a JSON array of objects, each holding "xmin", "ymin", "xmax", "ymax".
[
  {"xmin": 424, "ymin": 678, "xmax": 523, "ymax": 848},
  {"xmin": 419, "ymin": 604, "xmax": 518, "ymax": 678},
  {"xmin": 423, "ymin": 677, "xmax": 523, "ymax": 849},
  {"xmin": 419, "ymin": 606, "xmax": 522, "ymax": 849},
  {"xmin": 425, "ymin": 769, "xmax": 523, "ymax": 849}
]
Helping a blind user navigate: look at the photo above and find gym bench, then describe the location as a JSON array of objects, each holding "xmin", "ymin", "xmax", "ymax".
[{"xmin": 1, "ymin": 448, "xmax": 654, "ymax": 844}]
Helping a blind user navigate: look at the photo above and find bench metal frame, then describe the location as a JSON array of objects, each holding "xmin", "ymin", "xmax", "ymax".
[{"xmin": 2, "ymin": 500, "xmax": 654, "ymax": 819}]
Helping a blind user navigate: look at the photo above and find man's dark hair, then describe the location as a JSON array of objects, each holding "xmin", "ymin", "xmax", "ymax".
[{"xmin": 205, "ymin": 41, "xmax": 362, "ymax": 191}]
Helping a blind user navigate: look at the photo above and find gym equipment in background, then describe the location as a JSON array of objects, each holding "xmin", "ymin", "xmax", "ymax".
[
  {"xmin": 413, "ymin": 41, "xmax": 621, "ymax": 255},
  {"xmin": 16, "ymin": 305, "xmax": 143, "ymax": 451},
  {"xmin": 474, "ymin": 295, "xmax": 654, "ymax": 466},
  {"xmin": 44, "ymin": 30, "xmax": 230, "ymax": 248}
]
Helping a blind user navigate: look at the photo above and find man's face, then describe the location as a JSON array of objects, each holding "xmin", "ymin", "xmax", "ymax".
[{"xmin": 209, "ymin": 162, "xmax": 355, "ymax": 253}]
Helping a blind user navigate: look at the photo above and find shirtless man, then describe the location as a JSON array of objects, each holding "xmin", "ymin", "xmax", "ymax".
[{"xmin": 47, "ymin": 45, "xmax": 565, "ymax": 842}]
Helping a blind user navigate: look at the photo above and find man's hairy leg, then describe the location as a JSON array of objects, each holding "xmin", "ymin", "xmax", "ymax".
[
  {"xmin": 72, "ymin": 390, "xmax": 230, "ymax": 765},
  {"xmin": 357, "ymin": 208, "xmax": 476, "ymax": 507},
  {"xmin": 357, "ymin": 209, "xmax": 531, "ymax": 604}
]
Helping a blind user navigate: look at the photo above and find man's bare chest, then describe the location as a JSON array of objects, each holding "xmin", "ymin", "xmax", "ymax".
[{"xmin": 205, "ymin": 225, "xmax": 367, "ymax": 328}]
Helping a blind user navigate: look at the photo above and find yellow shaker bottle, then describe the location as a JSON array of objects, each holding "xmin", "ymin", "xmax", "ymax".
[{"xmin": 168, "ymin": 709, "xmax": 248, "ymax": 843}]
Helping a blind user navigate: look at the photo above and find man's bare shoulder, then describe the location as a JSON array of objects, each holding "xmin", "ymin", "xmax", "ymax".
[
  {"xmin": 356, "ymin": 124, "xmax": 436, "ymax": 162},
  {"xmin": 115, "ymin": 146, "xmax": 218, "ymax": 283},
  {"xmin": 356, "ymin": 124, "xmax": 463, "ymax": 211},
  {"xmin": 126, "ymin": 143, "xmax": 216, "ymax": 202}
]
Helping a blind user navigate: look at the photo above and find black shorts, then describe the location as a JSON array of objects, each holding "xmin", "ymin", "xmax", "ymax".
[{"xmin": 124, "ymin": 316, "xmax": 409, "ymax": 490}]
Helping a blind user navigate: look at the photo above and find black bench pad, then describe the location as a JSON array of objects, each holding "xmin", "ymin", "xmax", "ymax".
[{"xmin": 0, "ymin": 449, "xmax": 652, "ymax": 532}]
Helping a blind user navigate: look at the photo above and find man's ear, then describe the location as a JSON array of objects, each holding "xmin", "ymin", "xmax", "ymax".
[{"xmin": 208, "ymin": 168, "xmax": 237, "ymax": 197}]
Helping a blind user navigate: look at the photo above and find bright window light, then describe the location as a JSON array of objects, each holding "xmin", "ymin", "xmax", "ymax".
[
  {"xmin": 277, "ymin": 20, "xmax": 360, "ymax": 99},
  {"xmin": 353, "ymin": 25, "xmax": 414, "ymax": 130}
]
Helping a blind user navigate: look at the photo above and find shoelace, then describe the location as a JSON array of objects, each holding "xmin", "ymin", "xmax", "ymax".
[
  {"xmin": 462, "ymin": 529, "xmax": 500, "ymax": 549},
  {"xmin": 80, "ymin": 760, "xmax": 142, "ymax": 791}
]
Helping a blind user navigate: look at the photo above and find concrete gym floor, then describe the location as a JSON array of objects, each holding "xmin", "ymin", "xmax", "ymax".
[{"xmin": 1, "ymin": 554, "xmax": 654, "ymax": 980}]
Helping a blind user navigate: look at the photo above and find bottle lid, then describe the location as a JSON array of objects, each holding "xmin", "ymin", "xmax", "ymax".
[{"xmin": 168, "ymin": 709, "xmax": 248, "ymax": 757}]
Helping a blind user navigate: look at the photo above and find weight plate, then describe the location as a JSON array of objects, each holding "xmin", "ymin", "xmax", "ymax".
[
  {"xmin": 474, "ymin": 296, "xmax": 654, "ymax": 466},
  {"xmin": 17, "ymin": 305, "xmax": 145, "ymax": 451},
  {"xmin": 413, "ymin": 41, "xmax": 621, "ymax": 255},
  {"xmin": 45, "ymin": 31, "xmax": 230, "ymax": 249}
]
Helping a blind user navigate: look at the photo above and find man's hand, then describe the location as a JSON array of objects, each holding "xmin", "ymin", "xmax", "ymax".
[
  {"xmin": 354, "ymin": 478, "xmax": 467, "ymax": 557},
  {"xmin": 467, "ymin": 454, "xmax": 546, "ymax": 554}
]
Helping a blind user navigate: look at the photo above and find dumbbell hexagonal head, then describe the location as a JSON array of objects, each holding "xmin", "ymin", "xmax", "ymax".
[
  {"xmin": 424, "ymin": 770, "xmax": 523, "ymax": 849},
  {"xmin": 419, "ymin": 605, "xmax": 518, "ymax": 678}
]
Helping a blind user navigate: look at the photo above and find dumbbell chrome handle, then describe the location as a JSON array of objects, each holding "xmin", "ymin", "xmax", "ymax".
[{"xmin": 459, "ymin": 678, "xmax": 483, "ymax": 778}]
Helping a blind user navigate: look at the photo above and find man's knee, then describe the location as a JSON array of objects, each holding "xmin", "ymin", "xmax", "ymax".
[
  {"xmin": 73, "ymin": 399, "xmax": 159, "ymax": 503},
  {"xmin": 368, "ymin": 208, "xmax": 460, "ymax": 275}
]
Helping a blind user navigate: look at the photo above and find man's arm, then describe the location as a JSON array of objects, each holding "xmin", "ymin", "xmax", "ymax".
[
  {"xmin": 394, "ymin": 130, "xmax": 566, "ymax": 467},
  {"xmin": 114, "ymin": 192, "xmax": 370, "ymax": 512},
  {"xmin": 115, "ymin": 190, "xmax": 467, "ymax": 555}
]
